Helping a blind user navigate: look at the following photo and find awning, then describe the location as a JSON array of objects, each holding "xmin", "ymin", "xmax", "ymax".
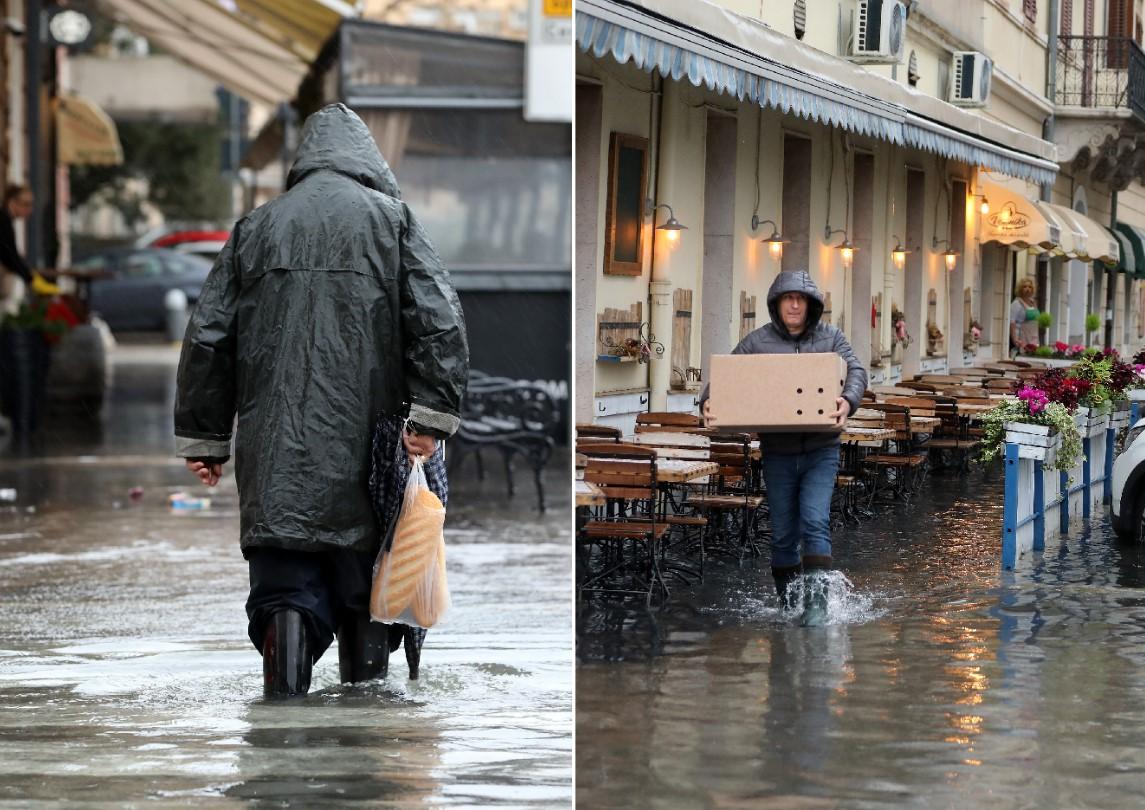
[
  {"xmin": 576, "ymin": 0, "xmax": 1059, "ymax": 185},
  {"xmin": 978, "ymin": 179, "xmax": 1059, "ymax": 251},
  {"xmin": 94, "ymin": 0, "xmax": 354, "ymax": 107},
  {"xmin": 1107, "ymin": 226, "xmax": 1137, "ymax": 275},
  {"xmin": 1116, "ymin": 223, "xmax": 1145, "ymax": 279},
  {"xmin": 55, "ymin": 95, "xmax": 123, "ymax": 166},
  {"xmin": 1045, "ymin": 203, "xmax": 1119, "ymax": 265}
]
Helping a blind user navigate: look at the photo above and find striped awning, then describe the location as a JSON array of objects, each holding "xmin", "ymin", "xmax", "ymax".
[
  {"xmin": 577, "ymin": 0, "xmax": 1059, "ymax": 185},
  {"xmin": 1116, "ymin": 223, "xmax": 1145, "ymax": 279},
  {"xmin": 1107, "ymin": 226, "xmax": 1136, "ymax": 275}
]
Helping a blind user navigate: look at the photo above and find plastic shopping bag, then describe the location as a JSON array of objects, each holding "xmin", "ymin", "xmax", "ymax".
[{"xmin": 370, "ymin": 455, "xmax": 450, "ymax": 629}]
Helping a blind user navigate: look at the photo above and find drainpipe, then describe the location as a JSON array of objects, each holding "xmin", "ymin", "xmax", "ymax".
[
  {"xmin": 648, "ymin": 74, "xmax": 672, "ymax": 412},
  {"xmin": 24, "ymin": 0, "xmax": 42, "ymax": 267},
  {"xmin": 1106, "ymin": 190, "xmax": 1118, "ymax": 349},
  {"xmin": 1042, "ymin": 0, "xmax": 1058, "ymax": 204}
]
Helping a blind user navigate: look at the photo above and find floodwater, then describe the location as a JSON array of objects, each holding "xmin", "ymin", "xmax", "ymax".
[
  {"xmin": 577, "ymin": 466, "xmax": 1145, "ymax": 809},
  {"xmin": 0, "ymin": 346, "xmax": 572, "ymax": 806}
]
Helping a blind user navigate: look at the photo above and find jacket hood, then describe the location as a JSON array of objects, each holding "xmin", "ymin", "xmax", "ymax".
[
  {"xmin": 766, "ymin": 270, "xmax": 825, "ymax": 336},
  {"xmin": 286, "ymin": 103, "xmax": 400, "ymax": 197}
]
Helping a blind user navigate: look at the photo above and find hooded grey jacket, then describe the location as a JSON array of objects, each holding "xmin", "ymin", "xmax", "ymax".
[
  {"xmin": 174, "ymin": 103, "xmax": 468, "ymax": 554},
  {"xmin": 701, "ymin": 270, "xmax": 867, "ymax": 456}
]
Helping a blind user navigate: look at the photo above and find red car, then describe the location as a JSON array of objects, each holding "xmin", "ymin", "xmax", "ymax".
[{"xmin": 148, "ymin": 230, "xmax": 230, "ymax": 262}]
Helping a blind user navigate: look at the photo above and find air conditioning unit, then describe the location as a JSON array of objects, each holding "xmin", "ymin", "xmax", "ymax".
[
  {"xmin": 849, "ymin": 0, "xmax": 907, "ymax": 63},
  {"xmin": 949, "ymin": 51, "xmax": 993, "ymax": 106}
]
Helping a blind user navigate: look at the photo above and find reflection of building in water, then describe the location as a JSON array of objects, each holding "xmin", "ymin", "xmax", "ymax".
[
  {"xmin": 364, "ymin": 0, "xmax": 528, "ymax": 39},
  {"xmin": 244, "ymin": 19, "xmax": 571, "ymax": 430}
]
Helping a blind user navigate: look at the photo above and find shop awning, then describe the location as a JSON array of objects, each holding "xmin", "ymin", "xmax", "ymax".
[
  {"xmin": 1107, "ymin": 226, "xmax": 1137, "ymax": 275},
  {"xmin": 1116, "ymin": 223, "xmax": 1145, "ymax": 279},
  {"xmin": 576, "ymin": 0, "xmax": 1059, "ymax": 185},
  {"xmin": 55, "ymin": 95, "xmax": 123, "ymax": 165},
  {"xmin": 1044, "ymin": 203, "xmax": 1119, "ymax": 265},
  {"xmin": 979, "ymin": 180, "xmax": 1060, "ymax": 251},
  {"xmin": 95, "ymin": 0, "xmax": 355, "ymax": 106}
]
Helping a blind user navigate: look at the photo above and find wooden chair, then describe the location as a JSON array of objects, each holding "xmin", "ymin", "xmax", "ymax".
[
  {"xmin": 683, "ymin": 432, "xmax": 765, "ymax": 560},
  {"xmin": 577, "ymin": 443, "xmax": 671, "ymax": 605},
  {"xmin": 926, "ymin": 394, "xmax": 981, "ymax": 471},
  {"xmin": 576, "ymin": 423, "xmax": 622, "ymax": 441},
  {"xmin": 861, "ymin": 403, "xmax": 929, "ymax": 502}
]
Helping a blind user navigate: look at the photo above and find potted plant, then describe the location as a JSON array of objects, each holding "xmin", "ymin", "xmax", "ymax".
[
  {"xmin": 964, "ymin": 319, "xmax": 982, "ymax": 352},
  {"xmin": 0, "ymin": 299, "xmax": 73, "ymax": 436},
  {"xmin": 977, "ymin": 385, "xmax": 1083, "ymax": 473},
  {"xmin": 1085, "ymin": 313, "xmax": 1101, "ymax": 345},
  {"xmin": 926, "ymin": 321, "xmax": 944, "ymax": 356}
]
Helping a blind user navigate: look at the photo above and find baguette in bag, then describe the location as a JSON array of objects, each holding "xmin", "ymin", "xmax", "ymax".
[{"xmin": 370, "ymin": 455, "xmax": 450, "ymax": 628}]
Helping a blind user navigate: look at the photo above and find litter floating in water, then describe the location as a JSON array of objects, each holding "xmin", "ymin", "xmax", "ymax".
[
  {"xmin": 0, "ymin": 488, "xmax": 16, "ymax": 503},
  {"xmin": 168, "ymin": 492, "xmax": 211, "ymax": 511}
]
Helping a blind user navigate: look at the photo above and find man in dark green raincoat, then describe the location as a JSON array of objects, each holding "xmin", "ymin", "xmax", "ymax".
[{"xmin": 174, "ymin": 103, "xmax": 468, "ymax": 698}]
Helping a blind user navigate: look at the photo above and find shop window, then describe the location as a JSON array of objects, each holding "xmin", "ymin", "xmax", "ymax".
[
  {"xmin": 781, "ymin": 135, "xmax": 812, "ymax": 273},
  {"xmin": 603, "ymin": 133, "xmax": 648, "ymax": 276}
]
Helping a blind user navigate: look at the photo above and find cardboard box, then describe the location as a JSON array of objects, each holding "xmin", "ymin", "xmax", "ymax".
[{"xmin": 708, "ymin": 352, "xmax": 846, "ymax": 433}]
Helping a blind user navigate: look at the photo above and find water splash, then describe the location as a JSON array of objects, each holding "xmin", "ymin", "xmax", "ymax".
[{"xmin": 779, "ymin": 570, "xmax": 885, "ymax": 626}]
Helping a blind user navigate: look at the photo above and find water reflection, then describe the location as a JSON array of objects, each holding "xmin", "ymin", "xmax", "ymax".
[{"xmin": 578, "ymin": 468, "xmax": 1145, "ymax": 806}]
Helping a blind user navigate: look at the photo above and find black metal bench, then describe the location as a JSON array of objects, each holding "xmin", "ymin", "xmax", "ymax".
[{"xmin": 448, "ymin": 372, "xmax": 560, "ymax": 511}]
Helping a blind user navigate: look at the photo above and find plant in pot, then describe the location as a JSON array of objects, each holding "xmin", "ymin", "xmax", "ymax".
[
  {"xmin": 1085, "ymin": 313, "xmax": 1101, "ymax": 345},
  {"xmin": 977, "ymin": 384, "xmax": 1083, "ymax": 473},
  {"xmin": 0, "ymin": 299, "xmax": 73, "ymax": 436}
]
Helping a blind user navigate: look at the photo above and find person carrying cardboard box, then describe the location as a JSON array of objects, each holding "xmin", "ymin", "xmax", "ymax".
[{"xmin": 701, "ymin": 270, "xmax": 867, "ymax": 626}]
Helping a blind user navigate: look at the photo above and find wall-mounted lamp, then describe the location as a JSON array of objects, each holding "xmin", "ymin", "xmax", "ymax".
[
  {"xmin": 978, "ymin": 195, "xmax": 990, "ymax": 216},
  {"xmin": 825, "ymin": 227, "xmax": 856, "ymax": 271},
  {"xmin": 650, "ymin": 203, "xmax": 687, "ymax": 242},
  {"xmin": 752, "ymin": 216, "xmax": 788, "ymax": 261},
  {"xmin": 891, "ymin": 235, "xmax": 911, "ymax": 271},
  {"xmin": 933, "ymin": 237, "xmax": 959, "ymax": 271}
]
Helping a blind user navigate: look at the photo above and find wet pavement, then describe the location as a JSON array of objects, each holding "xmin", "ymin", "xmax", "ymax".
[
  {"xmin": 0, "ymin": 345, "xmax": 572, "ymax": 807},
  {"xmin": 577, "ymin": 466, "xmax": 1145, "ymax": 809}
]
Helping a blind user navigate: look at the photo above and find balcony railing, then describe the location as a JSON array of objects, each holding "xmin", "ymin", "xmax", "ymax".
[{"xmin": 1055, "ymin": 35, "xmax": 1145, "ymax": 121}]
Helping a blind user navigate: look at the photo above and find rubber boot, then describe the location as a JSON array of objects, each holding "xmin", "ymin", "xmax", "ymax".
[
  {"xmin": 390, "ymin": 625, "xmax": 428, "ymax": 680},
  {"xmin": 771, "ymin": 565, "xmax": 802, "ymax": 610},
  {"xmin": 263, "ymin": 609, "xmax": 312, "ymax": 698},
  {"xmin": 338, "ymin": 614, "xmax": 390, "ymax": 684},
  {"xmin": 799, "ymin": 555, "xmax": 832, "ymax": 627}
]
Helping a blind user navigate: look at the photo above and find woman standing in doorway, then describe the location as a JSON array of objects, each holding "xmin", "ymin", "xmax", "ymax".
[{"xmin": 1009, "ymin": 277, "xmax": 1040, "ymax": 356}]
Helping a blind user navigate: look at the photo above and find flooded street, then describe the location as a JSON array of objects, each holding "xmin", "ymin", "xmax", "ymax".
[
  {"xmin": 0, "ymin": 346, "xmax": 572, "ymax": 806},
  {"xmin": 578, "ymin": 467, "xmax": 1145, "ymax": 808}
]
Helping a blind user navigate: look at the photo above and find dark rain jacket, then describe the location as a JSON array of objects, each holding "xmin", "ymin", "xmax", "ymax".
[
  {"xmin": 174, "ymin": 103, "xmax": 469, "ymax": 554},
  {"xmin": 701, "ymin": 270, "xmax": 867, "ymax": 456}
]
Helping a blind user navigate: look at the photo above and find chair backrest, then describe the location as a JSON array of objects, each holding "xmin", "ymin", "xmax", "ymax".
[
  {"xmin": 708, "ymin": 432, "xmax": 752, "ymax": 483},
  {"xmin": 954, "ymin": 396, "xmax": 995, "ymax": 407},
  {"xmin": 579, "ymin": 443, "xmax": 658, "ymax": 502},
  {"xmin": 629, "ymin": 431, "xmax": 711, "ymax": 460},
  {"xmin": 985, "ymin": 377, "xmax": 1019, "ymax": 391},
  {"xmin": 864, "ymin": 403, "xmax": 911, "ymax": 436},
  {"xmin": 898, "ymin": 381, "xmax": 938, "ymax": 393},
  {"xmin": 942, "ymin": 386, "xmax": 987, "ymax": 398},
  {"xmin": 886, "ymin": 396, "xmax": 936, "ymax": 418},
  {"xmin": 635, "ymin": 412, "xmax": 702, "ymax": 433},
  {"xmin": 576, "ymin": 423, "xmax": 621, "ymax": 441}
]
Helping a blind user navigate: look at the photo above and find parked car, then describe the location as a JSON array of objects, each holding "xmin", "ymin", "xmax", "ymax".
[
  {"xmin": 1110, "ymin": 414, "xmax": 1145, "ymax": 540},
  {"xmin": 148, "ymin": 229, "xmax": 230, "ymax": 261},
  {"xmin": 72, "ymin": 248, "xmax": 214, "ymax": 333}
]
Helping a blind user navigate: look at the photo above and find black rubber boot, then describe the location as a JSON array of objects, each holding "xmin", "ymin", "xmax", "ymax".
[
  {"xmin": 771, "ymin": 565, "xmax": 802, "ymax": 610},
  {"xmin": 263, "ymin": 609, "xmax": 312, "ymax": 699},
  {"xmin": 338, "ymin": 614, "xmax": 390, "ymax": 684},
  {"xmin": 799, "ymin": 555, "xmax": 833, "ymax": 627}
]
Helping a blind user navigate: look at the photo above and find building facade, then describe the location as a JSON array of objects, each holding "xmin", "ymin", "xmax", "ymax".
[{"xmin": 576, "ymin": 0, "xmax": 1145, "ymax": 434}]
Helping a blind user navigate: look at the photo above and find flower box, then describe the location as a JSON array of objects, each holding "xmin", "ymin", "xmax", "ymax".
[
  {"xmin": 1129, "ymin": 389, "xmax": 1145, "ymax": 403},
  {"xmin": 1003, "ymin": 421, "xmax": 1061, "ymax": 462}
]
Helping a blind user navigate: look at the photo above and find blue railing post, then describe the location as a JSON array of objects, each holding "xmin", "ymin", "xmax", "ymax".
[
  {"xmin": 1105, "ymin": 426, "xmax": 1116, "ymax": 504},
  {"xmin": 1060, "ymin": 469, "xmax": 1070, "ymax": 534},
  {"xmin": 1002, "ymin": 443, "xmax": 1020, "ymax": 570},
  {"xmin": 1132, "ymin": 401, "xmax": 1141, "ymax": 424},
  {"xmin": 1083, "ymin": 435, "xmax": 1092, "ymax": 519},
  {"xmin": 1033, "ymin": 458, "xmax": 1046, "ymax": 552}
]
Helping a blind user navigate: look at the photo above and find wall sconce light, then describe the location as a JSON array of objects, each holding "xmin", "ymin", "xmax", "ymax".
[
  {"xmin": 978, "ymin": 195, "xmax": 990, "ymax": 216},
  {"xmin": 826, "ymin": 226, "xmax": 856, "ymax": 271},
  {"xmin": 891, "ymin": 235, "xmax": 911, "ymax": 271},
  {"xmin": 933, "ymin": 237, "xmax": 959, "ymax": 271},
  {"xmin": 650, "ymin": 203, "xmax": 687, "ymax": 242},
  {"xmin": 752, "ymin": 216, "xmax": 788, "ymax": 261}
]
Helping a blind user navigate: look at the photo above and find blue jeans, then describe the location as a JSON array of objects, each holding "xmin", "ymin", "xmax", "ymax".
[{"xmin": 760, "ymin": 445, "xmax": 840, "ymax": 569}]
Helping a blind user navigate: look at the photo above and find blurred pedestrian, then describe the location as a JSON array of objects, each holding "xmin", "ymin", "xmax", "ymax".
[
  {"xmin": 0, "ymin": 185, "xmax": 34, "ymax": 316},
  {"xmin": 1010, "ymin": 277, "xmax": 1039, "ymax": 357},
  {"xmin": 702, "ymin": 270, "xmax": 867, "ymax": 626},
  {"xmin": 175, "ymin": 103, "xmax": 469, "ymax": 698}
]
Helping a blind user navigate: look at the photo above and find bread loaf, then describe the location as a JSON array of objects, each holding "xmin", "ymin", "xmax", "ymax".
[{"xmin": 371, "ymin": 486, "xmax": 445, "ymax": 621}]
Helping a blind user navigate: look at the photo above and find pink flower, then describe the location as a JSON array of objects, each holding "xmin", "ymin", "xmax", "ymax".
[
  {"xmin": 971, "ymin": 326, "xmax": 981, "ymax": 339},
  {"xmin": 1017, "ymin": 385, "xmax": 1050, "ymax": 415}
]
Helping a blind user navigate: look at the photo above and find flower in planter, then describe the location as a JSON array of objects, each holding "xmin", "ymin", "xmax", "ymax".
[
  {"xmin": 977, "ymin": 391, "xmax": 1084, "ymax": 472},
  {"xmin": 1068, "ymin": 353, "xmax": 1115, "ymax": 410},
  {"xmin": 1028, "ymin": 367, "xmax": 1092, "ymax": 411},
  {"xmin": 892, "ymin": 308, "xmax": 911, "ymax": 346},
  {"xmin": 1053, "ymin": 340, "xmax": 1069, "ymax": 358}
]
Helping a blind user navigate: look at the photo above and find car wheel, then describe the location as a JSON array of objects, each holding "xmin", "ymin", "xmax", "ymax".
[{"xmin": 1134, "ymin": 490, "xmax": 1145, "ymax": 543}]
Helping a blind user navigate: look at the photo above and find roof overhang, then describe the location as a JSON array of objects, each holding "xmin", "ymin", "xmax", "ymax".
[{"xmin": 577, "ymin": 0, "xmax": 1059, "ymax": 185}]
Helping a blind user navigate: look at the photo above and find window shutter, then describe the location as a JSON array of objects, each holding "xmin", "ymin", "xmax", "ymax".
[
  {"xmin": 1108, "ymin": 0, "xmax": 1132, "ymax": 38},
  {"xmin": 1061, "ymin": 0, "xmax": 1072, "ymax": 36}
]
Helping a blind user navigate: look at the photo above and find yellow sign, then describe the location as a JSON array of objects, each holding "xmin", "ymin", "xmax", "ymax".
[{"xmin": 544, "ymin": 0, "xmax": 572, "ymax": 16}]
